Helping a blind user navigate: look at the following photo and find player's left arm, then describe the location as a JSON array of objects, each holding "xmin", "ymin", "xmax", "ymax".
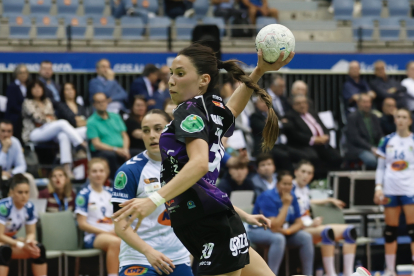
[
  {"xmin": 233, "ymin": 205, "xmax": 271, "ymax": 229},
  {"xmin": 285, "ymin": 217, "xmax": 303, "ymax": 235},
  {"xmin": 25, "ymin": 224, "xmax": 36, "ymax": 243}
]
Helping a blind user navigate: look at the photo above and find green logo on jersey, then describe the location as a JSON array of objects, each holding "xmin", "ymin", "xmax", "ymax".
[
  {"xmin": 378, "ymin": 137, "xmax": 385, "ymax": 147},
  {"xmin": 180, "ymin": 114, "xmax": 205, "ymax": 133},
  {"xmin": 76, "ymin": 195, "xmax": 85, "ymax": 206},
  {"xmin": 0, "ymin": 205, "xmax": 7, "ymax": 216},
  {"xmin": 114, "ymin": 171, "xmax": 128, "ymax": 190}
]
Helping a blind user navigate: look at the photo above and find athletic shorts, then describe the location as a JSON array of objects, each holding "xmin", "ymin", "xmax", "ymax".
[
  {"xmin": 83, "ymin": 234, "xmax": 96, "ymax": 249},
  {"xmin": 173, "ymin": 209, "xmax": 250, "ymax": 275},
  {"xmin": 119, "ymin": 263, "xmax": 193, "ymax": 276},
  {"xmin": 384, "ymin": 195, "xmax": 414, "ymax": 207}
]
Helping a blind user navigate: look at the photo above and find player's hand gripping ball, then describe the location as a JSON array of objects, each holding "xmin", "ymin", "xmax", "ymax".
[{"xmin": 255, "ymin": 24, "xmax": 295, "ymax": 63}]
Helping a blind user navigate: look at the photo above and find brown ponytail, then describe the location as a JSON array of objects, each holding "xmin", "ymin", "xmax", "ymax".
[{"xmin": 221, "ymin": 60, "xmax": 279, "ymax": 152}]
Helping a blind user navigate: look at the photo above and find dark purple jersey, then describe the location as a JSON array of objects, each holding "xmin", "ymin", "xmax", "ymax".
[{"xmin": 159, "ymin": 93, "xmax": 235, "ymax": 226}]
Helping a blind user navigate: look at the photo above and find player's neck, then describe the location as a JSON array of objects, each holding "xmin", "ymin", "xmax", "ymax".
[
  {"xmin": 148, "ymin": 152, "xmax": 162, "ymax": 162},
  {"xmin": 13, "ymin": 200, "xmax": 24, "ymax": 210},
  {"xmin": 397, "ymin": 129, "xmax": 411, "ymax": 138},
  {"xmin": 90, "ymin": 182, "xmax": 104, "ymax": 193}
]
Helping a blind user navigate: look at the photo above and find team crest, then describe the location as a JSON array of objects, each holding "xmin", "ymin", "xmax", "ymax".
[
  {"xmin": 114, "ymin": 171, "xmax": 128, "ymax": 190},
  {"xmin": 180, "ymin": 114, "xmax": 205, "ymax": 133}
]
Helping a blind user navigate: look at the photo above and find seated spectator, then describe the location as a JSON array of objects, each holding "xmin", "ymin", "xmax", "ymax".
[
  {"xmin": 87, "ymin": 93, "xmax": 130, "ymax": 180},
  {"xmin": 38, "ymin": 167, "xmax": 76, "ymax": 212},
  {"xmin": 345, "ymin": 93, "xmax": 383, "ymax": 169},
  {"xmin": 291, "ymin": 80, "xmax": 308, "ymax": 97},
  {"xmin": 380, "ymin": 98, "xmax": 397, "ymax": 135},
  {"xmin": 22, "ymin": 80, "xmax": 86, "ymax": 178},
  {"xmin": 89, "ymin": 59, "xmax": 128, "ymax": 113},
  {"xmin": 212, "ymin": 0, "xmax": 243, "ymax": 22},
  {"xmin": 75, "ymin": 158, "xmax": 120, "ymax": 276},
  {"xmin": 402, "ymin": 61, "xmax": 414, "ymax": 112},
  {"xmin": 0, "ymin": 174, "xmax": 47, "ymax": 275},
  {"xmin": 217, "ymin": 160, "xmax": 255, "ymax": 199},
  {"xmin": 112, "ymin": 0, "xmax": 152, "ymax": 22},
  {"xmin": 370, "ymin": 60, "xmax": 407, "ymax": 110},
  {"xmin": 154, "ymin": 65, "xmax": 173, "ymax": 110},
  {"xmin": 343, "ymin": 61, "xmax": 376, "ymax": 113},
  {"xmin": 164, "ymin": 98, "xmax": 177, "ymax": 119},
  {"xmin": 284, "ymin": 94, "xmax": 342, "ymax": 178},
  {"xmin": 38, "ymin": 60, "xmax": 61, "ymax": 105},
  {"xmin": 266, "ymin": 75, "xmax": 291, "ymax": 117},
  {"xmin": 240, "ymin": 0, "xmax": 278, "ymax": 24},
  {"xmin": 130, "ymin": 64, "xmax": 164, "ymax": 110},
  {"xmin": 125, "ymin": 96, "xmax": 147, "ymax": 156},
  {"xmin": 251, "ymin": 153, "xmax": 277, "ymax": 198},
  {"xmin": 293, "ymin": 161, "xmax": 357, "ymax": 276},
  {"xmin": 248, "ymin": 171, "xmax": 314, "ymax": 275},
  {"xmin": 5, "ymin": 64, "xmax": 29, "ymax": 142},
  {"xmin": 164, "ymin": 0, "xmax": 194, "ymax": 19},
  {"xmin": 56, "ymin": 82, "xmax": 88, "ymax": 140},
  {"xmin": 0, "ymin": 120, "xmax": 38, "ymax": 198}
]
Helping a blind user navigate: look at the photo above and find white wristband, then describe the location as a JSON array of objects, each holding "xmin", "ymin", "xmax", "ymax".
[
  {"xmin": 375, "ymin": 185, "xmax": 383, "ymax": 191},
  {"xmin": 16, "ymin": 241, "xmax": 24, "ymax": 248},
  {"xmin": 148, "ymin": 192, "xmax": 166, "ymax": 207}
]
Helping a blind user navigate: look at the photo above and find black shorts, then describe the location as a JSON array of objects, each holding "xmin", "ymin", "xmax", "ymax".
[{"xmin": 173, "ymin": 209, "xmax": 250, "ymax": 275}]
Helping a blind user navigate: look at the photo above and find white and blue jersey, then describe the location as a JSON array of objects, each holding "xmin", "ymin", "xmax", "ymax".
[
  {"xmin": 75, "ymin": 185, "xmax": 114, "ymax": 245},
  {"xmin": 111, "ymin": 151, "xmax": 190, "ymax": 268},
  {"xmin": 0, "ymin": 197, "xmax": 37, "ymax": 237}
]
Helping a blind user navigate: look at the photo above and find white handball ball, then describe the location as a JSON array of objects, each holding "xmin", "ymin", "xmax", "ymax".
[{"xmin": 255, "ymin": 24, "xmax": 295, "ymax": 63}]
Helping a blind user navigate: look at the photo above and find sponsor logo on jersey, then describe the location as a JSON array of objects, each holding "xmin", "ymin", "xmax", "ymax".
[
  {"xmin": 165, "ymin": 199, "xmax": 175, "ymax": 206},
  {"xmin": 229, "ymin": 233, "xmax": 249, "ymax": 256},
  {"xmin": 76, "ymin": 195, "xmax": 86, "ymax": 206},
  {"xmin": 124, "ymin": 266, "xmax": 148, "ymax": 275},
  {"xmin": 97, "ymin": 217, "xmax": 113, "ymax": 224},
  {"xmin": 213, "ymin": 95, "xmax": 222, "ymax": 101},
  {"xmin": 157, "ymin": 209, "xmax": 171, "ymax": 226},
  {"xmin": 210, "ymin": 114, "xmax": 223, "ymax": 126},
  {"xmin": 144, "ymin": 178, "xmax": 158, "ymax": 184},
  {"xmin": 0, "ymin": 205, "xmax": 8, "ymax": 216},
  {"xmin": 112, "ymin": 192, "xmax": 128, "ymax": 199},
  {"xmin": 180, "ymin": 114, "xmax": 205, "ymax": 133},
  {"xmin": 391, "ymin": 160, "xmax": 408, "ymax": 171},
  {"xmin": 212, "ymin": 101, "xmax": 225, "ymax": 109},
  {"xmin": 187, "ymin": 201, "xmax": 196, "ymax": 209},
  {"xmin": 114, "ymin": 171, "xmax": 128, "ymax": 190}
]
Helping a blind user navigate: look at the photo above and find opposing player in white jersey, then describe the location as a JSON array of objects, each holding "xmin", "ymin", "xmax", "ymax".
[
  {"xmin": 75, "ymin": 158, "xmax": 121, "ymax": 276},
  {"xmin": 374, "ymin": 108, "xmax": 414, "ymax": 276},
  {"xmin": 0, "ymin": 174, "xmax": 47, "ymax": 276},
  {"xmin": 112, "ymin": 109, "xmax": 193, "ymax": 276}
]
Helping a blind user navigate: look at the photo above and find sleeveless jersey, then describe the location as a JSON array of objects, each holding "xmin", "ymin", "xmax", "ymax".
[
  {"xmin": 111, "ymin": 152, "xmax": 190, "ymax": 267},
  {"xmin": 159, "ymin": 94, "xmax": 235, "ymax": 226},
  {"xmin": 0, "ymin": 197, "xmax": 37, "ymax": 237}
]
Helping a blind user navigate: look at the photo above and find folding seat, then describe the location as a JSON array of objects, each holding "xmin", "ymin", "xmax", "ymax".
[
  {"xmin": 378, "ymin": 17, "xmax": 401, "ymax": 41},
  {"xmin": 148, "ymin": 16, "xmax": 171, "ymax": 40},
  {"xmin": 352, "ymin": 17, "xmax": 375, "ymax": 41},
  {"xmin": 3, "ymin": 0, "xmax": 25, "ymax": 15},
  {"xmin": 202, "ymin": 16, "xmax": 225, "ymax": 37},
  {"xmin": 8, "ymin": 15, "xmax": 31, "ymax": 39},
  {"xmin": 333, "ymin": 0, "xmax": 354, "ymax": 21},
  {"xmin": 387, "ymin": 0, "xmax": 410, "ymax": 17},
  {"xmin": 57, "ymin": 0, "xmax": 79, "ymax": 16},
  {"xmin": 65, "ymin": 16, "xmax": 87, "ymax": 39},
  {"xmin": 175, "ymin": 16, "xmax": 197, "ymax": 40},
  {"xmin": 256, "ymin": 17, "xmax": 277, "ymax": 33},
  {"xmin": 361, "ymin": 0, "xmax": 382, "ymax": 18},
  {"xmin": 84, "ymin": 0, "xmax": 105, "ymax": 17},
  {"xmin": 93, "ymin": 16, "xmax": 115, "ymax": 39},
  {"xmin": 34, "ymin": 15, "xmax": 59, "ymax": 39},
  {"xmin": 193, "ymin": 0, "xmax": 209, "ymax": 19},
  {"xmin": 29, "ymin": 0, "xmax": 52, "ymax": 15},
  {"xmin": 120, "ymin": 16, "xmax": 144, "ymax": 40}
]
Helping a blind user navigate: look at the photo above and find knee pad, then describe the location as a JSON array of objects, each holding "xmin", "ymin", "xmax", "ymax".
[
  {"xmin": 32, "ymin": 244, "xmax": 46, "ymax": 265},
  {"xmin": 384, "ymin": 225, "xmax": 398, "ymax": 243},
  {"xmin": 0, "ymin": 246, "xmax": 12, "ymax": 267},
  {"xmin": 321, "ymin": 227, "xmax": 335, "ymax": 245},
  {"xmin": 407, "ymin": 224, "xmax": 414, "ymax": 242},
  {"xmin": 343, "ymin": 225, "xmax": 357, "ymax": 244}
]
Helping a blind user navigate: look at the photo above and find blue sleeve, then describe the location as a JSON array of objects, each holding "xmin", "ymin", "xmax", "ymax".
[
  {"xmin": 342, "ymin": 82, "xmax": 354, "ymax": 102},
  {"xmin": 75, "ymin": 189, "xmax": 90, "ymax": 216},
  {"xmin": 291, "ymin": 196, "xmax": 301, "ymax": 221},
  {"xmin": 88, "ymin": 79, "xmax": 101, "ymax": 101},
  {"xmin": 256, "ymin": 193, "xmax": 280, "ymax": 218},
  {"xmin": 221, "ymin": 152, "xmax": 231, "ymax": 167},
  {"xmin": 363, "ymin": 80, "xmax": 371, "ymax": 92},
  {"xmin": 109, "ymin": 82, "xmax": 128, "ymax": 102},
  {"xmin": 0, "ymin": 202, "xmax": 10, "ymax": 225},
  {"xmin": 111, "ymin": 167, "xmax": 138, "ymax": 203},
  {"xmin": 25, "ymin": 201, "xmax": 37, "ymax": 225},
  {"xmin": 377, "ymin": 136, "xmax": 389, "ymax": 156}
]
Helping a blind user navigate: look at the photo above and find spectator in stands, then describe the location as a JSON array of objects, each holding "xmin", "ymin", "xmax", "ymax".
[
  {"xmin": 0, "ymin": 120, "xmax": 38, "ymax": 198},
  {"xmin": 154, "ymin": 65, "xmax": 173, "ymax": 109},
  {"xmin": 125, "ymin": 96, "xmax": 147, "ymax": 156},
  {"xmin": 212, "ymin": 0, "xmax": 242, "ymax": 22},
  {"xmin": 56, "ymin": 83, "xmax": 88, "ymax": 138},
  {"xmin": 240, "ymin": 0, "xmax": 278, "ymax": 24},
  {"xmin": 164, "ymin": 0, "xmax": 194, "ymax": 19},
  {"xmin": 22, "ymin": 80, "xmax": 86, "ymax": 178},
  {"xmin": 370, "ymin": 60, "xmax": 407, "ymax": 110},
  {"xmin": 75, "ymin": 158, "xmax": 121, "ymax": 276},
  {"xmin": 87, "ymin": 93, "xmax": 130, "ymax": 180},
  {"xmin": 380, "ymin": 98, "xmax": 398, "ymax": 136},
  {"xmin": 291, "ymin": 80, "xmax": 308, "ymax": 96},
  {"xmin": 39, "ymin": 61, "xmax": 61, "ymax": 105},
  {"xmin": 0, "ymin": 174, "xmax": 47, "ymax": 276},
  {"xmin": 89, "ymin": 59, "xmax": 128, "ymax": 113},
  {"xmin": 112, "ymin": 0, "xmax": 152, "ymax": 23},
  {"xmin": 248, "ymin": 171, "xmax": 314, "ymax": 275},
  {"xmin": 345, "ymin": 93, "xmax": 383, "ymax": 169},
  {"xmin": 284, "ymin": 94, "xmax": 342, "ymax": 178},
  {"xmin": 5, "ymin": 64, "xmax": 29, "ymax": 142},
  {"xmin": 164, "ymin": 98, "xmax": 177, "ymax": 119},
  {"xmin": 342, "ymin": 61, "xmax": 376, "ymax": 113},
  {"xmin": 38, "ymin": 167, "xmax": 76, "ymax": 212},
  {"xmin": 251, "ymin": 153, "xmax": 277, "ymax": 198},
  {"xmin": 267, "ymin": 75, "xmax": 291, "ymax": 118},
  {"xmin": 217, "ymin": 160, "xmax": 255, "ymax": 199},
  {"xmin": 130, "ymin": 64, "xmax": 160, "ymax": 110},
  {"xmin": 402, "ymin": 61, "xmax": 414, "ymax": 112}
]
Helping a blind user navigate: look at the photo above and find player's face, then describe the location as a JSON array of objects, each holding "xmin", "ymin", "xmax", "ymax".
[
  {"xmin": 11, "ymin": 183, "xmax": 30, "ymax": 207},
  {"xmin": 142, "ymin": 113, "xmax": 167, "ymax": 156},
  {"xmin": 257, "ymin": 159, "xmax": 276, "ymax": 178},
  {"xmin": 169, "ymin": 55, "xmax": 206, "ymax": 104},
  {"xmin": 51, "ymin": 169, "xmax": 66, "ymax": 191},
  {"xmin": 276, "ymin": 175, "xmax": 293, "ymax": 195},
  {"xmin": 395, "ymin": 110, "xmax": 412, "ymax": 131},
  {"xmin": 294, "ymin": 164, "xmax": 314, "ymax": 188},
  {"xmin": 89, "ymin": 163, "xmax": 108, "ymax": 186},
  {"xmin": 132, "ymin": 98, "xmax": 147, "ymax": 117},
  {"xmin": 229, "ymin": 166, "xmax": 249, "ymax": 184}
]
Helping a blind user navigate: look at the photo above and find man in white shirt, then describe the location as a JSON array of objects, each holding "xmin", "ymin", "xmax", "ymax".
[{"xmin": 402, "ymin": 61, "xmax": 414, "ymax": 112}]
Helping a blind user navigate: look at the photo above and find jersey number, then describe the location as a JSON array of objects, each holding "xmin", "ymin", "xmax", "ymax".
[
  {"xmin": 200, "ymin": 243, "xmax": 214, "ymax": 260},
  {"xmin": 394, "ymin": 150, "xmax": 405, "ymax": 160},
  {"xmin": 208, "ymin": 128, "xmax": 225, "ymax": 172}
]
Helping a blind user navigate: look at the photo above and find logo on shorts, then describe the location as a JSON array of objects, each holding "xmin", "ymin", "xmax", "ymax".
[
  {"xmin": 114, "ymin": 171, "xmax": 128, "ymax": 190},
  {"xmin": 229, "ymin": 233, "xmax": 249, "ymax": 256},
  {"xmin": 75, "ymin": 195, "xmax": 85, "ymax": 206},
  {"xmin": 0, "ymin": 205, "xmax": 7, "ymax": 216},
  {"xmin": 180, "ymin": 114, "xmax": 205, "ymax": 133},
  {"xmin": 391, "ymin": 160, "xmax": 408, "ymax": 171},
  {"xmin": 187, "ymin": 201, "xmax": 196, "ymax": 209},
  {"xmin": 124, "ymin": 266, "xmax": 148, "ymax": 275}
]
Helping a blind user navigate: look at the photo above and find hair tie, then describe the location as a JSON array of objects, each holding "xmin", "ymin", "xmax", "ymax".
[{"xmin": 217, "ymin": 60, "xmax": 224, "ymax": 70}]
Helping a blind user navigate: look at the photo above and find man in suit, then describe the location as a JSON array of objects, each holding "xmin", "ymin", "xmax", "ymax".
[
  {"xmin": 266, "ymin": 75, "xmax": 291, "ymax": 117},
  {"xmin": 284, "ymin": 94, "xmax": 342, "ymax": 178},
  {"xmin": 346, "ymin": 93, "xmax": 383, "ymax": 169},
  {"xmin": 89, "ymin": 59, "xmax": 128, "ymax": 113},
  {"xmin": 38, "ymin": 60, "xmax": 61, "ymax": 106}
]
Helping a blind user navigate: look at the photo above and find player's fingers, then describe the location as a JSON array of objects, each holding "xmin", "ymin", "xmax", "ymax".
[
  {"xmin": 118, "ymin": 198, "xmax": 133, "ymax": 207},
  {"xmin": 163, "ymin": 256, "xmax": 175, "ymax": 269},
  {"xmin": 113, "ymin": 205, "xmax": 132, "ymax": 222},
  {"xmin": 153, "ymin": 264, "xmax": 163, "ymax": 275},
  {"xmin": 134, "ymin": 217, "xmax": 143, "ymax": 232},
  {"xmin": 112, "ymin": 203, "xmax": 130, "ymax": 219},
  {"xmin": 122, "ymin": 211, "xmax": 137, "ymax": 230},
  {"xmin": 276, "ymin": 51, "xmax": 285, "ymax": 63},
  {"xmin": 283, "ymin": 52, "xmax": 295, "ymax": 65},
  {"xmin": 160, "ymin": 262, "xmax": 173, "ymax": 274}
]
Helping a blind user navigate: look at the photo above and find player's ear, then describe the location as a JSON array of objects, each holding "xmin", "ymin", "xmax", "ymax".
[{"xmin": 199, "ymin": 74, "xmax": 211, "ymax": 89}]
